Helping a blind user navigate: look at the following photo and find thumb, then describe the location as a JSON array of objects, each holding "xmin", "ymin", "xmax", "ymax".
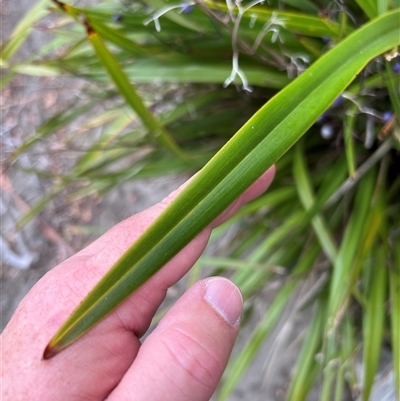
[{"xmin": 107, "ymin": 277, "xmax": 243, "ymax": 401}]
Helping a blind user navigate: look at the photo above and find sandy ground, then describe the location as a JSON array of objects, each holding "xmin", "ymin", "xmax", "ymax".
[{"xmin": 1, "ymin": 1, "xmax": 394, "ymax": 400}]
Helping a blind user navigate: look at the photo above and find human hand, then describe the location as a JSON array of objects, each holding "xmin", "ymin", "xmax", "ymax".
[{"xmin": 1, "ymin": 167, "xmax": 275, "ymax": 401}]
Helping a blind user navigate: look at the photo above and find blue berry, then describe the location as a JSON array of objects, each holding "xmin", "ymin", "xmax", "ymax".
[
  {"xmin": 393, "ymin": 61, "xmax": 400, "ymax": 74},
  {"xmin": 382, "ymin": 111, "xmax": 393, "ymax": 122},
  {"xmin": 332, "ymin": 95, "xmax": 343, "ymax": 108},
  {"xmin": 321, "ymin": 124, "xmax": 334, "ymax": 139}
]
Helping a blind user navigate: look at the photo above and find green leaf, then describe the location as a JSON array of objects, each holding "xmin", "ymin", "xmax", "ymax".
[
  {"xmin": 341, "ymin": 316, "xmax": 358, "ymax": 394},
  {"xmin": 0, "ymin": 0, "xmax": 49, "ymax": 63},
  {"xmin": 343, "ymin": 103, "xmax": 357, "ymax": 178},
  {"xmin": 218, "ymin": 281, "xmax": 299, "ymax": 400},
  {"xmin": 17, "ymin": 188, "xmax": 62, "ymax": 229},
  {"xmin": 84, "ymin": 21, "xmax": 191, "ymax": 161},
  {"xmin": 293, "ymin": 143, "xmax": 338, "ymax": 264},
  {"xmin": 286, "ymin": 298, "xmax": 327, "ymax": 401},
  {"xmin": 386, "ymin": 60, "xmax": 400, "ymax": 120},
  {"xmin": 11, "ymin": 101, "xmax": 98, "ymax": 159},
  {"xmin": 10, "ymin": 64, "xmax": 62, "ymax": 76},
  {"xmin": 377, "ymin": 0, "xmax": 389, "ymax": 14},
  {"xmin": 362, "ymin": 247, "xmax": 387, "ymax": 401},
  {"xmin": 72, "ymin": 110, "xmax": 134, "ymax": 174},
  {"xmin": 43, "ymin": 10, "xmax": 400, "ymax": 358},
  {"xmin": 0, "ymin": 70, "xmax": 16, "ymax": 90},
  {"xmin": 390, "ymin": 240, "xmax": 400, "ymax": 399},
  {"xmin": 355, "ymin": 0, "xmax": 378, "ymax": 18},
  {"xmin": 87, "ymin": 18, "xmax": 149, "ymax": 56},
  {"xmin": 204, "ymin": 0, "xmax": 351, "ymax": 38},
  {"xmin": 279, "ymin": 0, "xmax": 320, "ymax": 14},
  {"xmin": 198, "ymin": 256, "xmax": 281, "ymax": 272},
  {"xmin": 320, "ymin": 328, "xmax": 341, "ymax": 401},
  {"xmin": 327, "ymin": 170, "xmax": 376, "ymax": 326},
  {"xmin": 123, "ymin": 60, "xmax": 290, "ymax": 88},
  {"xmin": 221, "ymin": 242, "xmax": 321, "ymax": 400}
]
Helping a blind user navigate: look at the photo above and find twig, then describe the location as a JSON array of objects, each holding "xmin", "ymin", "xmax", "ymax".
[{"xmin": 325, "ymin": 137, "xmax": 393, "ymax": 208}]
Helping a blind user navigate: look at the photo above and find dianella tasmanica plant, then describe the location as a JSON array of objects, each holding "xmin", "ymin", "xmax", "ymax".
[{"xmin": 1, "ymin": 0, "xmax": 400, "ymax": 399}]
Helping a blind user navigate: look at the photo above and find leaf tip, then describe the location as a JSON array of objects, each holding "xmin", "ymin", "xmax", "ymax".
[{"xmin": 42, "ymin": 342, "xmax": 61, "ymax": 360}]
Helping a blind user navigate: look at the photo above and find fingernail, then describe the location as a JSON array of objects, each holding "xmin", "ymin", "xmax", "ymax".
[{"xmin": 204, "ymin": 278, "xmax": 243, "ymax": 326}]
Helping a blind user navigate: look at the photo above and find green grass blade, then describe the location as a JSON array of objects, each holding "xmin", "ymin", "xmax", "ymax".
[
  {"xmin": 293, "ymin": 144, "xmax": 338, "ymax": 263},
  {"xmin": 343, "ymin": 104, "xmax": 357, "ymax": 178},
  {"xmin": 231, "ymin": 187, "xmax": 297, "ymax": 225},
  {"xmin": 305, "ymin": 155, "xmax": 348, "ymax": 216},
  {"xmin": 87, "ymin": 19, "xmax": 149, "ymax": 56},
  {"xmin": 390, "ymin": 240, "xmax": 400, "ymax": 398},
  {"xmin": 355, "ymin": 0, "xmax": 378, "ymax": 18},
  {"xmin": 333, "ymin": 361, "xmax": 346, "ymax": 401},
  {"xmin": 9, "ymin": 64, "xmax": 61, "ymax": 77},
  {"xmin": 322, "ymin": 163, "xmax": 388, "ymax": 396},
  {"xmin": 385, "ymin": 60, "xmax": 400, "ymax": 120},
  {"xmin": 11, "ymin": 101, "xmax": 98, "ymax": 160},
  {"xmin": 72, "ymin": 110, "xmax": 134, "ymax": 174},
  {"xmin": 341, "ymin": 316, "xmax": 358, "ymax": 395},
  {"xmin": 218, "ymin": 281, "xmax": 299, "ymax": 401},
  {"xmin": 279, "ymin": 0, "xmax": 320, "ymax": 13},
  {"xmin": 199, "ymin": 256, "xmax": 282, "ymax": 273},
  {"xmin": 0, "ymin": 0, "xmax": 49, "ymax": 63},
  {"xmin": 362, "ymin": 247, "xmax": 387, "ymax": 401},
  {"xmin": 0, "ymin": 70, "xmax": 17, "ymax": 89},
  {"xmin": 226, "ymin": 243, "xmax": 321, "ymax": 400},
  {"xmin": 43, "ymin": 10, "xmax": 400, "ymax": 358},
  {"xmin": 84, "ymin": 21, "xmax": 190, "ymax": 161},
  {"xmin": 286, "ymin": 298, "xmax": 327, "ymax": 401},
  {"xmin": 17, "ymin": 188, "xmax": 62, "ymax": 229},
  {"xmin": 377, "ymin": 0, "xmax": 389, "ymax": 14},
  {"xmin": 327, "ymin": 170, "xmax": 376, "ymax": 327},
  {"xmin": 204, "ymin": 1, "xmax": 350, "ymax": 38},
  {"xmin": 123, "ymin": 60, "xmax": 290, "ymax": 88}
]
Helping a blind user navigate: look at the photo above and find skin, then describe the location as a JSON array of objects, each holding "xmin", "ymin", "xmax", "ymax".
[{"xmin": 1, "ymin": 166, "xmax": 275, "ymax": 401}]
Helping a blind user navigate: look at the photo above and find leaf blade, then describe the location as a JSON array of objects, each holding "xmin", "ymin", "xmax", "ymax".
[
  {"xmin": 84, "ymin": 21, "xmax": 190, "ymax": 161},
  {"xmin": 44, "ymin": 10, "xmax": 400, "ymax": 358}
]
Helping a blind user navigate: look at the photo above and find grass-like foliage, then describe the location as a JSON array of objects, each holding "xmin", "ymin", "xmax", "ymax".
[{"xmin": 2, "ymin": 0, "xmax": 399, "ymax": 399}]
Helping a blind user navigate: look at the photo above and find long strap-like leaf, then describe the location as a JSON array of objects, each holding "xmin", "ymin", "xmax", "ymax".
[{"xmin": 44, "ymin": 10, "xmax": 400, "ymax": 358}]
